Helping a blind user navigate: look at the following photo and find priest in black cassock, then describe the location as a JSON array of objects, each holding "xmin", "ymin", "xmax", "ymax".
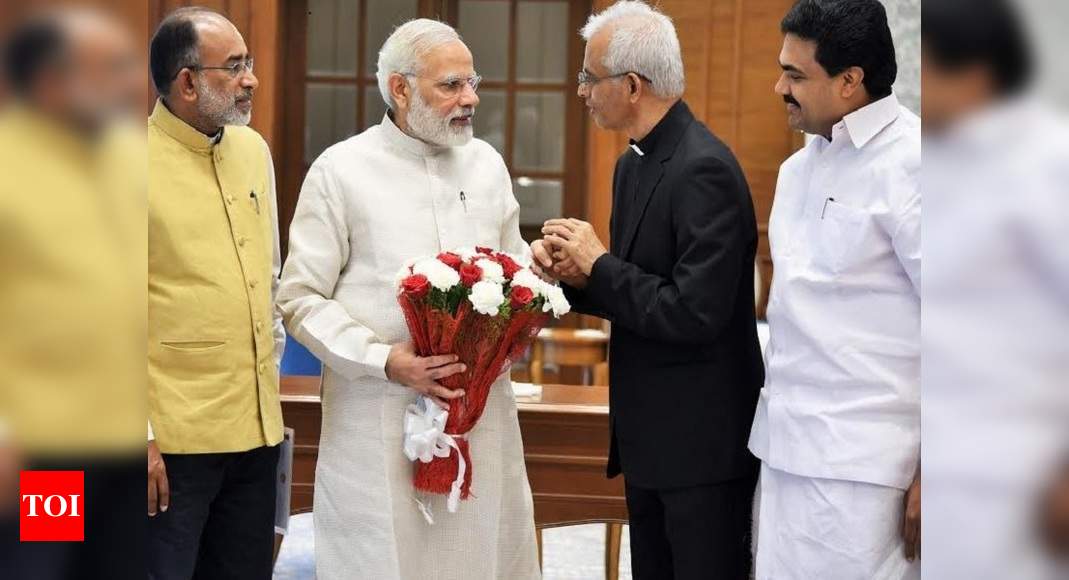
[{"xmin": 532, "ymin": 2, "xmax": 764, "ymax": 579}]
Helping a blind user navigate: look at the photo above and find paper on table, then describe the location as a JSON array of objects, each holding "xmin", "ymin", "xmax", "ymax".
[
  {"xmin": 274, "ymin": 427, "xmax": 294, "ymax": 535},
  {"xmin": 511, "ymin": 382, "xmax": 542, "ymax": 398}
]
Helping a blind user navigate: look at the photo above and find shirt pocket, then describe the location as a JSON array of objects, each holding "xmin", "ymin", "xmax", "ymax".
[{"xmin": 809, "ymin": 200, "xmax": 869, "ymax": 274}]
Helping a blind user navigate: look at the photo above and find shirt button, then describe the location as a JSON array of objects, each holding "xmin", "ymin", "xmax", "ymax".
[
  {"xmin": 237, "ymin": 236, "xmax": 246, "ymax": 247},
  {"xmin": 249, "ymin": 280, "xmax": 257, "ymax": 289},
  {"xmin": 226, "ymin": 195, "xmax": 235, "ymax": 205},
  {"xmin": 255, "ymin": 320, "xmax": 263, "ymax": 333},
  {"xmin": 258, "ymin": 363, "xmax": 265, "ymax": 374}
]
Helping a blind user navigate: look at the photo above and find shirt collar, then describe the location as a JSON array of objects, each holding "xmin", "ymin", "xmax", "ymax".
[
  {"xmin": 836, "ymin": 92, "xmax": 901, "ymax": 149},
  {"xmin": 631, "ymin": 99, "xmax": 692, "ymax": 161},
  {"xmin": 380, "ymin": 110, "xmax": 450, "ymax": 158},
  {"xmin": 149, "ymin": 99, "xmax": 221, "ymax": 155}
]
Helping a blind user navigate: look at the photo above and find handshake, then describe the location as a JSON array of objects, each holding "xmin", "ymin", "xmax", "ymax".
[{"xmin": 530, "ymin": 218, "xmax": 609, "ymax": 290}]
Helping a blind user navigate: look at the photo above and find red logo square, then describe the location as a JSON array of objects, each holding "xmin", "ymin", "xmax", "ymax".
[{"xmin": 19, "ymin": 471, "xmax": 84, "ymax": 542}]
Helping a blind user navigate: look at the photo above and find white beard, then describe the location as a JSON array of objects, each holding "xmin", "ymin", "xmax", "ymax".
[
  {"xmin": 406, "ymin": 87, "xmax": 473, "ymax": 147},
  {"xmin": 195, "ymin": 77, "xmax": 252, "ymax": 127}
]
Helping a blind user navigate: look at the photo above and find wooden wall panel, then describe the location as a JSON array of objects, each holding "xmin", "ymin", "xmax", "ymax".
[
  {"xmin": 150, "ymin": 0, "xmax": 283, "ymax": 151},
  {"xmin": 583, "ymin": 0, "xmax": 796, "ymax": 317}
]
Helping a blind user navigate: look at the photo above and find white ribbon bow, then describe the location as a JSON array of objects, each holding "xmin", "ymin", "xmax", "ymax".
[{"xmin": 403, "ymin": 395, "xmax": 468, "ymax": 521}]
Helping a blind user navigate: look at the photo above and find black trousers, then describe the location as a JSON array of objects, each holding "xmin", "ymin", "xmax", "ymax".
[
  {"xmin": 626, "ymin": 475, "xmax": 757, "ymax": 580},
  {"xmin": 148, "ymin": 444, "xmax": 279, "ymax": 580},
  {"xmin": 0, "ymin": 454, "xmax": 145, "ymax": 580}
]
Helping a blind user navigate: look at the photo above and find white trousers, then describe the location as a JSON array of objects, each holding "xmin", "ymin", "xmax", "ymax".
[{"xmin": 754, "ymin": 463, "xmax": 920, "ymax": 580}]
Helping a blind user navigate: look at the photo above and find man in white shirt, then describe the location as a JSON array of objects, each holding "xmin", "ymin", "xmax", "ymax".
[
  {"xmin": 924, "ymin": 1, "xmax": 1069, "ymax": 578},
  {"xmin": 748, "ymin": 1, "xmax": 921, "ymax": 578},
  {"xmin": 277, "ymin": 19, "xmax": 539, "ymax": 580}
]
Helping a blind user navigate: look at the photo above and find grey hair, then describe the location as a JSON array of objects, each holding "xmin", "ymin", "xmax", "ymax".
[
  {"xmin": 376, "ymin": 18, "xmax": 462, "ymax": 110},
  {"xmin": 580, "ymin": 1, "xmax": 685, "ymax": 99}
]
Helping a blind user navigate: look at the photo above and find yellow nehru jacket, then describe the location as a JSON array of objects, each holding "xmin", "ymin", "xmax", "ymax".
[{"xmin": 148, "ymin": 99, "xmax": 283, "ymax": 453}]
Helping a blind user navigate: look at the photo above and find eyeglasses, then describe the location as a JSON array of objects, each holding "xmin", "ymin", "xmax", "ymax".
[
  {"xmin": 577, "ymin": 70, "xmax": 652, "ymax": 87},
  {"xmin": 186, "ymin": 58, "xmax": 255, "ymax": 78},
  {"xmin": 401, "ymin": 72, "xmax": 482, "ymax": 96}
]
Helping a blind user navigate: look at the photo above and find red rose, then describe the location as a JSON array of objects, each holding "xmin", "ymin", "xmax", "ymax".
[
  {"xmin": 509, "ymin": 285, "xmax": 535, "ymax": 310},
  {"xmin": 459, "ymin": 263, "xmax": 483, "ymax": 288},
  {"xmin": 402, "ymin": 274, "xmax": 431, "ymax": 298},
  {"xmin": 475, "ymin": 246, "xmax": 494, "ymax": 256},
  {"xmin": 437, "ymin": 252, "xmax": 463, "ymax": 271},
  {"xmin": 494, "ymin": 253, "xmax": 522, "ymax": 280}
]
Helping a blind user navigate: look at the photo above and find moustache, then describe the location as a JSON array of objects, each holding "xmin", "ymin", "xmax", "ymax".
[{"xmin": 783, "ymin": 95, "xmax": 800, "ymax": 107}]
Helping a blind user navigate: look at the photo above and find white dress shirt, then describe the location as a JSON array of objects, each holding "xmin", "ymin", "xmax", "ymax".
[{"xmin": 749, "ymin": 93, "xmax": 921, "ymax": 490}]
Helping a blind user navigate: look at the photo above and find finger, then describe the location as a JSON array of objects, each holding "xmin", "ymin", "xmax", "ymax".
[
  {"xmin": 544, "ymin": 234, "xmax": 573, "ymax": 252},
  {"xmin": 531, "ymin": 241, "xmax": 554, "ymax": 267},
  {"xmin": 429, "ymin": 395, "xmax": 450, "ymax": 409},
  {"xmin": 543, "ymin": 218, "xmax": 577, "ymax": 232},
  {"xmin": 147, "ymin": 475, "xmax": 158, "ymax": 516},
  {"xmin": 428, "ymin": 362, "xmax": 467, "ymax": 380},
  {"xmin": 903, "ymin": 518, "xmax": 917, "ymax": 560},
  {"xmin": 541, "ymin": 225, "xmax": 575, "ymax": 241},
  {"xmin": 158, "ymin": 469, "xmax": 170, "ymax": 513},
  {"xmin": 568, "ymin": 218, "xmax": 590, "ymax": 232},
  {"xmin": 422, "ymin": 353, "xmax": 460, "ymax": 368},
  {"xmin": 430, "ymin": 383, "xmax": 466, "ymax": 400}
]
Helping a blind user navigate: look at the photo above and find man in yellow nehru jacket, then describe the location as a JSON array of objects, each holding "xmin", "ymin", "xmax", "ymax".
[{"xmin": 146, "ymin": 7, "xmax": 284, "ymax": 579}]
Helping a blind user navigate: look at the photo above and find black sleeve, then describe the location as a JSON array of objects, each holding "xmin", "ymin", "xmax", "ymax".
[{"xmin": 581, "ymin": 156, "xmax": 749, "ymax": 344}]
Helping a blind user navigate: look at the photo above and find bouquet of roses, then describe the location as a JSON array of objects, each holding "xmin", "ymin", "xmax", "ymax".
[{"xmin": 396, "ymin": 246, "xmax": 569, "ymax": 518}]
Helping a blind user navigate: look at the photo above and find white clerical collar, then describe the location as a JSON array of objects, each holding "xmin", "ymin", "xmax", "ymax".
[
  {"xmin": 628, "ymin": 141, "xmax": 645, "ymax": 156},
  {"xmin": 837, "ymin": 92, "xmax": 901, "ymax": 149},
  {"xmin": 379, "ymin": 110, "xmax": 449, "ymax": 158}
]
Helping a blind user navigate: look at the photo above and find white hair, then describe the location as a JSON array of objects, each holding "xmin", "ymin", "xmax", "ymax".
[
  {"xmin": 580, "ymin": 1, "xmax": 685, "ymax": 99},
  {"xmin": 376, "ymin": 18, "xmax": 461, "ymax": 111}
]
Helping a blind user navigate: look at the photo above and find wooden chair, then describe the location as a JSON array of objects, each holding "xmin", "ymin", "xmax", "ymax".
[
  {"xmin": 528, "ymin": 327, "xmax": 609, "ymax": 385},
  {"xmin": 529, "ymin": 326, "xmax": 622, "ymax": 580}
]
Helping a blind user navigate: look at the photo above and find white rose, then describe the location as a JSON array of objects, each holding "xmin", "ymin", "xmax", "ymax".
[
  {"xmin": 468, "ymin": 281, "xmax": 505, "ymax": 316},
  {"xmin": 394, "ymin": 258, "xmax": 419, "ymax": 290},
  {"xmin": 455, "ymin": 247, "xmax": 479, "ymax": 261},
  {"xmin": 542, "ymin": 283, "xmax": 571, "ymax": 317},
  {"xmin": 413, "ymin": 258, "xmax": 460, "ymax": 291},
  {"xmin": 474, "ymin": 258, "xmax": 505, "ymax": 284},
  {"xmin": 510, "ymin": 269, "xmax": 544, "ymax": 296}
]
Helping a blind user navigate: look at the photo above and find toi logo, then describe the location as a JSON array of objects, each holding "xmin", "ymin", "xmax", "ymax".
[{"xmin": 20, "ymin": 471, "xmax": 84, "ymax": 542}]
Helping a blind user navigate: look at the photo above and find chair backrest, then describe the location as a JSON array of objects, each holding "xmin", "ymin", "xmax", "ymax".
[{"xmin": 280, "ymin": 335, "xmax": 322, "ymax": 376}]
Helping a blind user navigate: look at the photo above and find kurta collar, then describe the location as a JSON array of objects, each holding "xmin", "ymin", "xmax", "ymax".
[
  {"xmin": 630, "ymin": 99, "xmax": 692, "ymax": 161},
  {"xmin": 839, "ymin": 92, "xmax": 901, "ymax": 149},
  {"xmin": 149, "ymin": 98, "xmax": 221, "ymax": 156},
  {"xmin": 379, "ymin": 110, "xmax": 449, "ymax": 158}
]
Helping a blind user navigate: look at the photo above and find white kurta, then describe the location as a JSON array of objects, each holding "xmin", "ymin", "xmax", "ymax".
[{"xmin": 278, "ymin": 114, "xmax": 540, "ymax": 580}]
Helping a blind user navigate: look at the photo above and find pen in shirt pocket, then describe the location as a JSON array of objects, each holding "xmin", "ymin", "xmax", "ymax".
[{"xmin": 821, "ymin": 197, "xmax": 836, "ymax": 219}]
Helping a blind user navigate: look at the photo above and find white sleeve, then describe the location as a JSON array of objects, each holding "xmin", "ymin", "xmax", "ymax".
[
  {"xmin": 277, "ymin": 156, "xmax": 392, "ymax": 381},
  {"xmin": 264, "ymin": 141, "xmax": 286, "ymax": 368},
  {"xmin": 497, "ymin": 157, "xmax": 532, "ymax": 261}
]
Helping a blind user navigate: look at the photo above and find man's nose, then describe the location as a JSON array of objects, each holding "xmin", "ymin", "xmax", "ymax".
[
  {"xmin": 241, "ymin": 70, "xmax": 259, "ymax": 90},
  {"xmin": 458, "ymin": 83, "xmax": 479, "ymax": 108},
  {"xmin": 774, "ymin": 74, "xmax": 788, "ymax": 96}
]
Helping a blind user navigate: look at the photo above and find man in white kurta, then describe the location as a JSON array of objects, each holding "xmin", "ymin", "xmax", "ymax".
[
  {"xmin": 277, "ymin": 19, "xmax": 540, "ymax": 580},
  {"xmin": 749, "ymin": 3, "xmax": 920, "ymax": 578}
]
